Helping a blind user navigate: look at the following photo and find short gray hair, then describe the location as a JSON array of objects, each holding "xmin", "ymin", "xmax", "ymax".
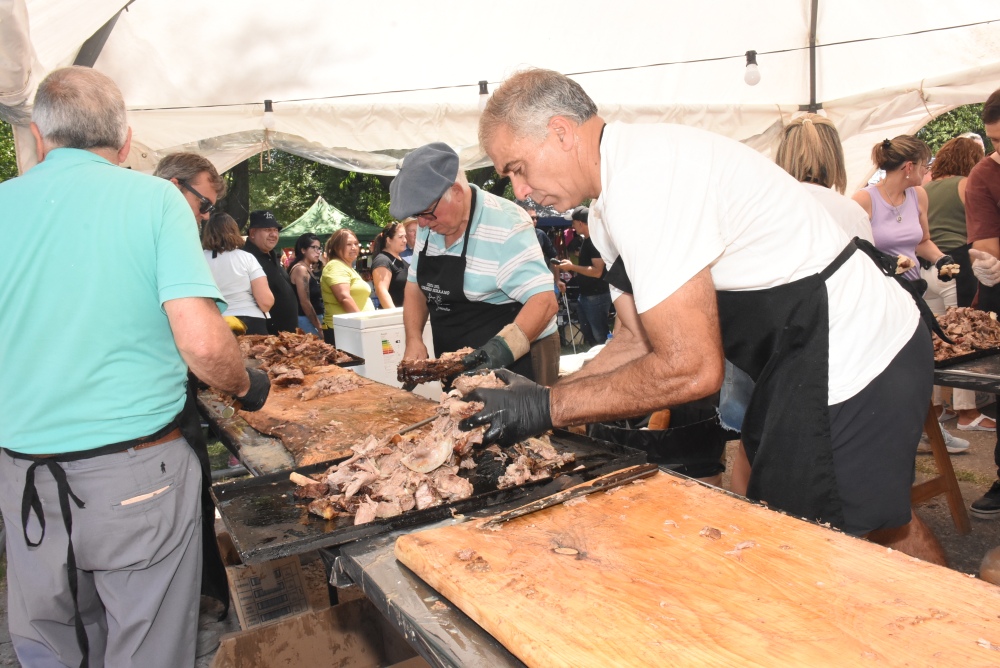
[
  {"xmin": 479, "ymin": 68, "xmax": 597, "ymax": 148},
  {"xmin": 32, "ymin": 66, "xmax": 128, "ymax": 150}
]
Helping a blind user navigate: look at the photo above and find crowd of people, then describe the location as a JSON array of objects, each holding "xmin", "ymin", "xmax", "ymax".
[{"xmin": 5, "ymin": 61, "xmax": 1000, "ymax": 667}]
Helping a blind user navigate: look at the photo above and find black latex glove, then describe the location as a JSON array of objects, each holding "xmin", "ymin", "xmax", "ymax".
[
  {"xmin": 458, "ymin": 369, "xmax": 552, "ymax": 447},
  {"xmin": 236, "ymin": 367, "xmax": 271, "ymax": 412},
  {"xmin": 936, "ymin": 254, "xmax": 956, "ymax": 282},
  {"xmin": 461, "ymin": 335, "xmax": 515, "ymax": 372}
]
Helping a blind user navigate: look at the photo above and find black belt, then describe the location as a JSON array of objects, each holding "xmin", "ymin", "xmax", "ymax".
[{"xmin": 2, "ymin": 414, "xmax": 183, "ymax": 668}]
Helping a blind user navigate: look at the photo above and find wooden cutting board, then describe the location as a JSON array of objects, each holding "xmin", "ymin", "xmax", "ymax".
[
  {"xmin": 237, "ymin": 365, "xmax": 438, "ymax": 465},
  {"xmin": 396, "ymin": 472, "xmax": 1000, "ymax": 667}
]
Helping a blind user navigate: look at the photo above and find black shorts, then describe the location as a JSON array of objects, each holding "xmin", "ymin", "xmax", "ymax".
[{"xmin": 828, "ymin": 323, "xmax": 932, "ymax": 535}]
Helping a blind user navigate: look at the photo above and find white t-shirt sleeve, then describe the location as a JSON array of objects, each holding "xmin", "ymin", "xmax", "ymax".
[
  {"xmin": 598, "ymin": 129, "xmax": 726, "ymax": 314},
  {"xmin": 241, "ymin": 251, "xmax": 267, "ymax": 281}
]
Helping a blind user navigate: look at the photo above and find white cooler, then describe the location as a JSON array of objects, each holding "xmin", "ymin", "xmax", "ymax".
[{"xmin": 332, "ymin": 308, "xmax": 441, "ymax": 401}]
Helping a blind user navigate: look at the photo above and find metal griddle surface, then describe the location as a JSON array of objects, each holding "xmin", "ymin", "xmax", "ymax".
[{"xmin": 212, "ymin": 429, "xmax": 645, "ymax": 564}]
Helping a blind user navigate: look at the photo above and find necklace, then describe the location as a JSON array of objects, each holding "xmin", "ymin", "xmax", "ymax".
[{"xmin": 879, "ymin": 184, "xmax": 906, "ymax": 223}]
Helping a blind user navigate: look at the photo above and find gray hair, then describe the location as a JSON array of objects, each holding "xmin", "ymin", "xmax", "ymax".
[
  {"xmin": 32, "ymin": 66, "xmax": 128, "ymax": 150},
  {"xmin": 479, "ymin": 68, "xmax": 597, "ymax": 149},
  {"xmin": 153, "ymin": 152, "xmax": 227, "ymax": 199}
]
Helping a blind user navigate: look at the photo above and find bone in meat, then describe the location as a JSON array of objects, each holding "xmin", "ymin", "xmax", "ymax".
[{"xmin": 396, "ymin": 348, "xmax": 474, "ymax": 386}]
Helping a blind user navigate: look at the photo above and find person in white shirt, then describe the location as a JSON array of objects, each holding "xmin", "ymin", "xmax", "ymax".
[
  {"xmin": 201, "ymin": 213, "xmax": 274, "ymax": 334},
  {"xmin": 462, "ymin": 68, "xmax": 945, "ymax": 565}
]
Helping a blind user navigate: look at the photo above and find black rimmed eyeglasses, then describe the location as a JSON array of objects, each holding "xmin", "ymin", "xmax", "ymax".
[
  {"xmin": 414, "ymin": 197, "xmax": 441, "ymax": 221},
  {"xmin": 178, "ymin": 180, "xmax": 216, "ymax": 215}
]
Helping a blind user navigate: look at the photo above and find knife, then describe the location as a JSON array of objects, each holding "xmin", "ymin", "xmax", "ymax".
[{"xmin": 480, "ymin": 462, "xmax": 660, "ymax": 528}]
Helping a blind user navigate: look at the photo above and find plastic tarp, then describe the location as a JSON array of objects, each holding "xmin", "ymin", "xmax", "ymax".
[
  {"xmin": 278, "ymin": 196, "xmax": 382, "ymax": 248},
  {"xmin": 1, "ymin": 0, "xmax": 999, "ymax": 193}
]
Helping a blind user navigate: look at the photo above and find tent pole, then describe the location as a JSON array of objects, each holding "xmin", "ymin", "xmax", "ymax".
[
  {"xmin": 806, "ymin": 0, "xmax": 821, "ymax": 113},
  {"xmin": 73, "ymin": 2, "xmax": 133, "ymax": 68}
]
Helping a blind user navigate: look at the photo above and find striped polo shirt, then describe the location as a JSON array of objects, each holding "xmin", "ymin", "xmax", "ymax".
[{"xmin": 408, "ymin": 185, "xmax": 557, "ymax": 338}]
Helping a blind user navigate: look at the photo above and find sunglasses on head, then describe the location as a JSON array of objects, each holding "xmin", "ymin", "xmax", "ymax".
[{"xmin": 178, "ymin": 180, "xmax": 216, "ymax": 215}]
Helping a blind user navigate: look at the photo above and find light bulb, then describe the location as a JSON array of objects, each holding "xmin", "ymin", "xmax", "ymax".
[
  {"xmin": 744, "ymin": 51, "xmax": 760, "ymax": 86},
  {"xmin": 262, "ymin": 99, "xmax": 276, "ymax": 130},
  {"xmin": 478, "ymin": 80, "xmax": 489, "ymax": 111}
]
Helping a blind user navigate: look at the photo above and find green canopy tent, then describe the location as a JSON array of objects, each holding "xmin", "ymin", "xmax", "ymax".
[{"xmin": 278, "ymin": 196, "xmax": 383, "ymax": 251}]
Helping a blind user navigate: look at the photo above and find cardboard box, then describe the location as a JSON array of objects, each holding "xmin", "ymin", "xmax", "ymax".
[
  {"xmin": 211, "ymin": 597, "xmax": 430, "ymax": 668},
  {"xmin": 217, "ymin": 532, "xmax": 309, "ymax": 630}
]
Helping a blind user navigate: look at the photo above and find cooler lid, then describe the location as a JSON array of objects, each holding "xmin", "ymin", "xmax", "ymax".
[{"xmin": 332, "ymin": 307, "xmax": 404, "ymax": 330}]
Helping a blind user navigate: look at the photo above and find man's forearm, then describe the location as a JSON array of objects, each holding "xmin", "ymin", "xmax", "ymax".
[
  {"xmin": 973, "ymin": 238, "xmax": 1000, "ymax": 260},
  {"xmin": 403, "ymin": 282, "xmax": 429, "ymax": 345},
  {"xmin": 558, "ymin": 326, "xmax": 649, "ymax": 383},
  {"xmin": 552, "ymin": 267, "xmax": 724, "ymax": 426},
  {"xmin": 513, "ymin": 291, "xmax": 558, "ymax": 341},
  {"xmin": 165, "ymin": 297, "xmax": 250, "ymax": 396}
]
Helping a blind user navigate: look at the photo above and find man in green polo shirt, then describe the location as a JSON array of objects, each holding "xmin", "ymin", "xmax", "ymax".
[{"xmin": 0, "ymin": 66, "xmax": 269, "ymax": 668}]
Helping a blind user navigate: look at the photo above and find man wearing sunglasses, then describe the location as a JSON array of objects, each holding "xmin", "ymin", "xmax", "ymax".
[
  {"xmin": 390, "ymin": 142, "xmax": 559, "ymax": 384},
  {"xmin": 153, "ymin": 152, "xmax": 225, "ymax": 226}
]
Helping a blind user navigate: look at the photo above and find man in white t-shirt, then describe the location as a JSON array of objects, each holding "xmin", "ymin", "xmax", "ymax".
[{"xmin": 462, "ymin": 68, "xmax": 944, "ymax": 564}]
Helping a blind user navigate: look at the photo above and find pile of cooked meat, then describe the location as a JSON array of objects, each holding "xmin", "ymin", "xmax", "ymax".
[
  {"xmin": 238, "ymin": 332, "xmax": 356, "ymax": 385},
  {"xmin": 396, "ymin": 348, "xmax": 473, "ymax": 386},
  {"xmin": 934, "ymin": 306, "xmax": 1000, "ymax": 361},
  {"xmin": 292, "ymin": 373, "xmax": 575, "ymax": 525}
]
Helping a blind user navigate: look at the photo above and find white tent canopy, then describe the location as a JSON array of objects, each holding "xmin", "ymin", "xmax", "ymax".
[{"xmin": 1, "ymin": 0, "xmax": 999, "ymax": 192}]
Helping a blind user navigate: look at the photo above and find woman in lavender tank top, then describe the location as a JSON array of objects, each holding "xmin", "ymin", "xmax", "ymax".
[{"xmin": 852, "ymin": 135, "xmax": 954, "ymax": 287}]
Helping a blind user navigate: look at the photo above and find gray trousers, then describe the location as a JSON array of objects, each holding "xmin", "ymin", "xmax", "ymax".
[{"xmin": 0, "ymin": 437, "xmax": 203, "ymax": 668}]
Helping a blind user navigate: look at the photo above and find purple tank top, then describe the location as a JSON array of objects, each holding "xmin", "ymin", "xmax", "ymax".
[{"xmin": 865, "ymin": 184, "xmax": 922, "ymax": 280}]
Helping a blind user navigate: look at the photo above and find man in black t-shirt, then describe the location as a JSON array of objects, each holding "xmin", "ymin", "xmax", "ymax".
[
  {"xmin": 559, "ymin": 206, "xmax": 612, "ymax": 346},
  {"xmin": 243, "ymin": 210, "xmax": 298, "ymax": 332}
]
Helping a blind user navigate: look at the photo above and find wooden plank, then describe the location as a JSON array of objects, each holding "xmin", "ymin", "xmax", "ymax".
[
  {"xmin": 396, "ymin": 472, "xmax": 1000, "ymax": 668},
  {"xmin": 208, "ymin": 365, "xmax": 439, "ymax": 468}
]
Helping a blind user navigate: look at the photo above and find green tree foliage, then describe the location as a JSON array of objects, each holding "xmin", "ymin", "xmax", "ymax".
[
  {"xmin": 246, "ymin": 150, "xmax": 395, "ymax": 227},
  {"xmin": 918, "ymin": 104, "xmax": 990, "ymax": 154},
  {"xmin": 0, "ymin": 120, "xmax": 19, "ymax": 183}
]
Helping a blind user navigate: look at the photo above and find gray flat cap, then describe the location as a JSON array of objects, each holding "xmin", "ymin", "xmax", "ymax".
[{"xmin": 389, "ymin": 142, "xmax": 459, "ymax": 220}]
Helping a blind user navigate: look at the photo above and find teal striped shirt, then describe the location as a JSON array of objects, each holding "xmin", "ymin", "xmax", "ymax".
[{"xmin": 408, "ymin": 185, "xmax": 557, "ymax": 338}]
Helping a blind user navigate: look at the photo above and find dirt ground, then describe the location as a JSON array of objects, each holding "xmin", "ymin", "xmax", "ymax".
[{"xmin": 1, "ymin": 409, "xmax": 999, "ymax": 666}]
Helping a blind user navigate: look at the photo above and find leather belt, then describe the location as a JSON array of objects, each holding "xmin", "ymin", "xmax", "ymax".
[
  {"xmin": 28, "ymin": 427, "xmax": 184, "ymax": 459},
  {"xmin": 133, "ymin": 427, "xmax": 183, "ymax": 451}
]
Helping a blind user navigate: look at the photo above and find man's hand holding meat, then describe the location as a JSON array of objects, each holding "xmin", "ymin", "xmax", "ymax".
[
  {"xmin": 462, "ymin": 322, "xmax": 531, "ymax": 372},
  {"xmin": 460, "ymin": 370, "xmax": 552, "ymax": 446}
]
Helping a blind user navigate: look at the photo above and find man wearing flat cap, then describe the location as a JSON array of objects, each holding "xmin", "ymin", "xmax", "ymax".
[
  {"xmin": 243, "ymin": 210, "xmax": 298, "ymax": 333},
  {"xmin": 390, "ymin": 142, "xmax": 559, "ymax": 382}
]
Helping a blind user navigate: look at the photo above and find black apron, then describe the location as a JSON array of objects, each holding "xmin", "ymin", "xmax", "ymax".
[
  {"xmin": 180, "ymin": 374, "xmax": 230, "ymax": 619},
  {"xmin": 416, "ymin": 190, "xmax": 534, "ymax": 380},
  {"xmin": 716, "ymin": 241, "xmax": 860, "ymax": 529}
]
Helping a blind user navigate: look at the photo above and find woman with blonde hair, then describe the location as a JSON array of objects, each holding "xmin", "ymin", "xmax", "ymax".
[
  {"xmin": 201, "ymin": 212, "xmax": 274, "ymax": 334},
  {"xmin": 320, "ymin": 229, "xmax": 374, "ymax": 345},
  {"xmin": 775, "ymin": 114, "xmax": 874, "ymax": 242}
]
